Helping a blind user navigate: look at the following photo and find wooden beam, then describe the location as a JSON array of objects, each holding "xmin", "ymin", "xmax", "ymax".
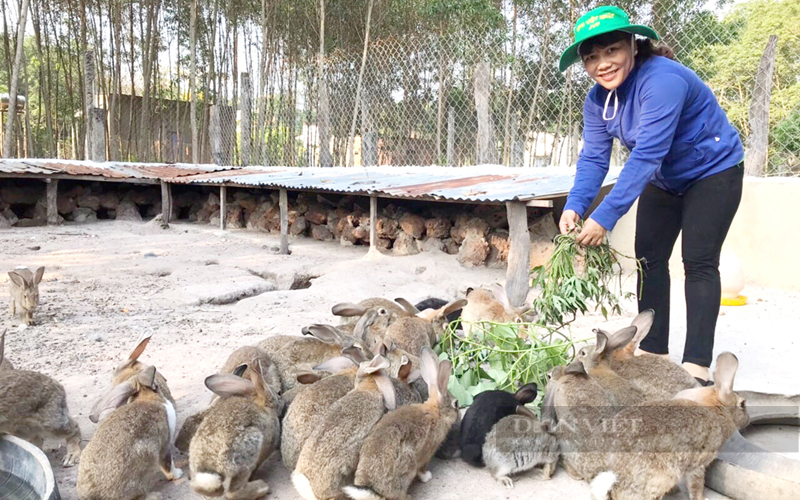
[
  {"xmin": 505, "ymin": 201, "xmax": 531, "ymax": 308},
  {"xmin": 46, "ymin": 179, "xmax": 58, "ymax": 225},
  {"xmin": 525, "ymin": 199, "xmax": 554, "ymax": 208},
  {"xmin": 160, "ymin": 181, "xmax": 171, "ymax": 223},
  {"xmin": 369, "ymin": 195, "xmax": 377, "ymax": 252},
  {"xmin": 279, "ymin": 188, "xmax": 289, "ymax": 254},
  {"xmin": 219, "ymin": 185, "xmax": 227, "ymax": 230}
]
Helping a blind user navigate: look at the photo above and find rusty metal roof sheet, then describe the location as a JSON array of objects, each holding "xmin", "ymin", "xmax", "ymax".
[
  {"xmin": 0, "ymin": 159, "xmax": 239, "ymax": 179},
  {"xmin": 169, "ymin": 165, "xmax": 621, "ymax": 203}
]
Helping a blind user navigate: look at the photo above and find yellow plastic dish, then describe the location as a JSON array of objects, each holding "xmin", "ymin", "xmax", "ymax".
[{"xmin": 721, "ymin": 295, "xmax": 747, "ymax": 306}]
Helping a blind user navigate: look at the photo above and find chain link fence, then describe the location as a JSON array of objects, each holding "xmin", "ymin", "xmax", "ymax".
[{"xmin": 2, "ymin": 0, "xmax": 798, "ymax": 176}]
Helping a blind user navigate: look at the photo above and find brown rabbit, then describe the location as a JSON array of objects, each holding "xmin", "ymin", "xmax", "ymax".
[
  {"xmin": 542, "ymin": 361, "xmax": 619, "ymax": 482},
  {"xmin": 292, "ymin": 355, "xmax": 396, "ymax": 500},
  {"xmin": 576, "ymin": 326, "xmax": 646, "ymax": 407},
  {"xmin": 0, "ymin": 329, "xmax": 14, "ymax": 370},
  {"xmin": 332, "ymin": 301, "xmax": 397, "ymax": 348},
  {"xmin": 0, "ymin": 331, "xmax": 81, "ymax": 466},
  {"xmin": 607, "ymin": 310, "xmax": 700, "ymax": 400},
  {"xmin": 176, "ymin": 345, "xmax": 282, "ymax": 453},
  {"xmin": 77, "ymin": 366, "xmax": 181, "ymax": 500},
  {"xmin": 91, "ymin": 332, "xmax": 174, "ymax": 421},
  {"xmin": 189, "ymin": 359, "xmax": 282, "ymax": 499},
  {"xmin": 460, "ymin": 284, "xmax": 535, "ymax": 337},
  {"xmin": 8, "ymin": 266, "xmax": 44, "ymax": 325},
  {"xmin": 344, "ymin": 347, "xmax": 458, "ymax": 500},
  {"xmin": 590, "ymin": 352, "xmax": 749, "ymax": 500},
  {"xmin": 383, "ymin": 299, "xmax": 467, "ymax": 354},
  {"xmin": 331, "ymin": 298, "xmax": 412, "ymax": 328}
]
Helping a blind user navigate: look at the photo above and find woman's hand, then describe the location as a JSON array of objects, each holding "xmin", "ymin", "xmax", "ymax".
[
  {"xmin": 576, "ymin": 218, "xmax": 607, "ymax": 246},
  {"xmin": 559, "ymin": 210, "xmax": 581, "ymax": 234}
]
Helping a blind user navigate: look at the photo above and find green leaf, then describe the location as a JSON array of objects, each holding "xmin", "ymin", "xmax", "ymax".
[{"xmin": 448, "ymin": 376, "xmax": 473, "ymax": 407}]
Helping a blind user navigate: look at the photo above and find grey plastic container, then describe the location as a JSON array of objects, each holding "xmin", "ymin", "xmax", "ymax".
[{"xmin": 0, "ymin": 435, "xmax": 60, "ymax": 500}]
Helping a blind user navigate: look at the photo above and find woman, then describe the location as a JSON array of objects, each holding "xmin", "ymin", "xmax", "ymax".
[{"xmin": 558, "ymin": 6, "xmax": 744, "ymax": 384}]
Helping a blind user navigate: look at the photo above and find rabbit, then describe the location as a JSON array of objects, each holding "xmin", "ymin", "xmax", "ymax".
[
  {"xmin": 415, "ymin": 297, "xmax": 463, "ymax": 329},
  {"xmin": 383, "ymin": 298, "xmax": 467, "ymax": 354},
  {"xmin": 590, "ymin": 352, "xmax": 749, "ymax": 500},
  {"xmin": 435, "ymin": 408, "xmax": 463, "ymax": 459},
  {"xmin": 459, "ymin": 383, "xmax": 539, "ymax": 466},
  {"xmin": 0, "ymin": 329, "xmax": 14, "ymax": 370},
  {"xmin": 189, "ymin": 358, "xmax": 282, "ymax": 499},
  {"xmin": 332, "ymin": 302, "xmax": 395, "ymax": 348},
  {"xmin": 542, "ymin": 361, "xmax": 620, "ymax": 482},
  {"xmin": 331, "ymin": 297, "xmax": 412, "ymax": 328},
  {"xmin": 176, "ymin": 345, "xmax": 282, "ymax": 453},
  {"xmin": 8, "ymin": 266, "xmax": 44, "ymax": 325},
  {"xmin": 77, "ymin": 365, "xmax": 182, "ymax": 500},
  {"xmin": 576, "ymin": 326, "xmax": 646, "ymax": 407},
  {"xmin": 292, "ymin": 354, "xmax": 396, "ymax": 500},
  {"xmin": 91, "ymin": 332, "xmax": 175, "ymax": 423},
  {"xmin": 482, "ymin": 406, "xmax": 560, "ymax": 489},
  {"xmin": 460, "ymin": 284, "xmax": 536, "ymax": 337},
  {"xmin": 0, "ymin": 332, "xmax": 82, "ymax": 466},
  {"xmin": 606, "ymin": 310, "xmax": 700, "ymax": 400},
  {"xmin": 343, "ymin": 347, "xmax": 459, "ymax": 500}
]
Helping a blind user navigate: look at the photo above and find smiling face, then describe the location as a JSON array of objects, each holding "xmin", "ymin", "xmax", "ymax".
[{"xmin": 580, "ymin": 32, "xmax": 636, "ymax": 91}]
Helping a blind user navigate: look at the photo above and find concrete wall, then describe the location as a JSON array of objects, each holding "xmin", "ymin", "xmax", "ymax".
[{"xmin": 606, "ymin": 177, "xmax": 800, "ymax": 291}]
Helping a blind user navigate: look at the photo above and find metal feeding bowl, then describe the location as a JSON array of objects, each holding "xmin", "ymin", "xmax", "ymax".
[{"xmin": 0, "ymin": 436, "xmax": 60, "ymax": 500}]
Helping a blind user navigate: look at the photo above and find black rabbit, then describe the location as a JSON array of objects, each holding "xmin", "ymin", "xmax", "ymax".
[
  {"xmin": 459, "ymin": 383, "xmax": 538, "ymax": 466},
  {"xmin": 415, "ymin": 297, "xmax": 462, "ymax": 326}
]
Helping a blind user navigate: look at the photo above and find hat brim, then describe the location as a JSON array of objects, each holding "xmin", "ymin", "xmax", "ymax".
[{"xmin": 559, "ymin": 25, "xmax": 659, "ymax": 72}]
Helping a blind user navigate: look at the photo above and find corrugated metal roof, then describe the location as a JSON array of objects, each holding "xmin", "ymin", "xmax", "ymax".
[
  {"xmin": 169, "ymin": 165, "xmax": 621, "ymax": 203},
  {"xmin": 0, "ymin": 160, "xmax": 621, "ymax": 203},
  {"xmin": 0, "ymin": 159, "xmax": 239, "ymax": 179}
]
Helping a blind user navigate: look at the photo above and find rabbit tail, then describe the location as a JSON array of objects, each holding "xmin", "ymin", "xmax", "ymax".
[
  {"xmin": 291, "ymin": 471, "xmax": 320, "ymax": 500},
  {"xmin": 343, "ymin": 485, "xmax": 383, "ymax": 500},
  {"xmin": 191, "ymin": 472, "xmax": 223, "ymax": 496},
  {"xmin": 590, "ymin": 471, "xmax": 617, "ymax": 500}
]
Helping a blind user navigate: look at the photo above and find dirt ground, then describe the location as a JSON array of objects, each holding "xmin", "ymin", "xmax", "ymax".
[{"xmin": 2, "ymin": 220, "xmax": 798, "ymax": 500}]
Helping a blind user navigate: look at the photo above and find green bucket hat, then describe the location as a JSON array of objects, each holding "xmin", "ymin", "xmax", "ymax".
[{"xmin": 559, "ymin": 5, "xmax": 659, "ymax": 72}]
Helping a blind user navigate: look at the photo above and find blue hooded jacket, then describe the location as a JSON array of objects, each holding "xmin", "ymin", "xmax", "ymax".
[{"xmin": 564, "ymin": 55, "xmax": 744, "ymax": 230}]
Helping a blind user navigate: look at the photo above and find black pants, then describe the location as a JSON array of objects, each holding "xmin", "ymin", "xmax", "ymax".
[{"xmin": 635, "ymin": 164, "xmax": 743, "ymax": 367}]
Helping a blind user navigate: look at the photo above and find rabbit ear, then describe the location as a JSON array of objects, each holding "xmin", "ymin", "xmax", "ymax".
[
  {"xmin": 593, "ymin": 329, "xmax": 609, "ymax": 356},
  {"xmin": 332, "ymin": 303, "xmax": 367, "ymax": 317},
  {"xmin": 397, "ymin": 355, "xmax": 413, "ymax": 381},
  {"xmin": 438, "ymin": 299, "xmax": 468, "ymax": 320},
  {"xmin": 541, "ymin": 385, "xmax": 557, "ymax": 424},
  {"xmin": 128, "ymin": 331, "xmax": 153, "ymax": 363},
  {"xmin": 436, "ymin": 359, "xmax": 452, "ymax": 405},
  {"xmin": 137, "ymin": 365, "xmax": 158, "ymax": 390},
  {"xmin": 419, "ymin": 347, "xmax": 440, "ymax": 387},
  {"xmin": 8, "ymin": 271, "xmax": 25, "ymax": 288},
  {"xmin": 630, "ymin": 310, "xmax": 655, "ymax": 340},
  {"xmin": 342, "ymin": 345, "xmax": 370, "ymax": 364},
  {"xmin": 314, "ymin": 356, "xmax": 357, "ymax": 373},
  {"xmin": 361, "ymin": 354, "xmax": 390, "ymax": 374},
  {"xmin": 373, "ymin": 373, "xmax": 396, "ymax": 410},
  {"xmin": 605, "ymin": 326, "xmax": 638, "ymax": 354},
  {"xmin": 232, "ymin": 363, "xmax": 249, "ymax": 377},
  {"xmin": 33, "ymin": 267, "xmax": 45, "ymax": 285},
  {"xmin": 394, "ymin": 298, "xmax": 420, "ymax": 315},
  {"xmin": 205, "ymin": 374, "xmax": 256, "ymax": 398},
  {"xmin": 516, "ymin": 405, "xmax": 537, "ymax": 419},
  {"xmin": 489, "ymin": 283, "xmax": 512, "ymax": 310},
  {"xmin": 514, "ymin": 383, "xmax": 538, "ymax": 404},
  {"xmin": 714, "ymin": 352, "xmax": 739, "ymax": 401},
  {"xmin": 353, "ymin": 309, "xmax": 378, "ymax": 342},
  {"xmin": 465, "ymin": 287, "xmax": 474, "ymax": 296},
  {"xmin": 303, "ymin": 325, "xmax": 341, "ymax": 344},
  {"xmin": 90, "ymin": 382, "xmax": 137, "ymax": 423},
  {"xmin": 565, "ymin": 360, "xmax": 588, "ymax": 377},
  {"xmin": 296, "ymin": 370, "xmax": 322, "ymax": 385},
  {"xmin": 0, "ymin": 329, "xmax": 5, "ymax": 365}
]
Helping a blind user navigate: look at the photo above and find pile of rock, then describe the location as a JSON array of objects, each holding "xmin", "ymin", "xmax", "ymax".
[{"xmin": 190, "ymin": 189, "xmax": 559, "ymax": 269}]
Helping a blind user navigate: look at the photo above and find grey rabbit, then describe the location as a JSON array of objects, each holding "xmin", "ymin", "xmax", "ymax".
[
  {"xmin": 482, "ymin": 406, "xmax": 559, "ymax": 489},
  {"xmin": 8, "ymin": 266, "xmax": 44, "ymax": 325}
]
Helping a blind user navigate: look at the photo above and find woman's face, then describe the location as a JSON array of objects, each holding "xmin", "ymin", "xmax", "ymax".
[{"xmin": 582, "ymin": 38, "xmax": 634, "ymax": 90}]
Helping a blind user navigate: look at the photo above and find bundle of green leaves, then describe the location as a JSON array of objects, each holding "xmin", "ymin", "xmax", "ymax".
[{"xmin": 437, "ymin": 226, "xmax": 639, "ymax": 408}]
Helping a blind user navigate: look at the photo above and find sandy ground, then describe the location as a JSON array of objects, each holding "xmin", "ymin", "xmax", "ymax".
[{"xmin": 1, "ymin": 220, "xmax": 798, "ymax": 500}]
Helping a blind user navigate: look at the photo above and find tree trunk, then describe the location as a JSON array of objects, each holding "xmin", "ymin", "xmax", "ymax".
[
  {"xmin": 744, "ymin": 35, "xmax": 778, "ymax": 177},
  {"xmin": 84, "ymin": 51, "xmax": 95, "ymax": 160},
  {"xmin": 241, "ymin": 72, "xmax": 252, "ymax": 165},
  {"xmin": 2, "ymin": 0, "xmax": 30, "ymax": 158},
  {"xmin": 190, "ymin": 0, "xmax": 198, "ymax": 163},
  {"xmin": 347, "ymin": 0, "xmax": 374, "ymax": 167},
  {"xmin": 474, "ymin": 61, "xmax": 497, "ymax": 164},
  {"xmin": 502, "ymin": 2, "xmax": 518, "ymax": 166}
]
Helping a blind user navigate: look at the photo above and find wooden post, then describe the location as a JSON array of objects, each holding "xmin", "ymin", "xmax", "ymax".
[
  {"xmin": 447, "ymin": 106, "xmax": 455, "ymax": 167},
  {"xmin": 219, "ymin": 185, "xmax": 227, "ymax": 230},
  {"xmin": 210, "ymin": 105, "xmax": 223, "ymax": 165},
  {"xmin": 240, "ymin": 72, "xmax": 252, "ymax": 166},
  {"xmin": 160, "ymin": 181, "xmax": 172, "ymax": 223},
  {"xmin": 505, "ymin": 201, "xmax": 530, "ymax": 308},
  {"xmin": 46, "ymin": 179, "xmax": 58, "ymax": 226},
  {"xmin": 90, "ymin": 107, "xmax": 106, "ymax": 161},
  {"xmin": 369, "ymin": 195, "xmax": 377, "ymax": 252},
  {"xmin": 279, "ymin": 188, "xmax": 289, "ymax": 254},
  {"xmin": 745, "ymin": 35, "xmax": 778, "ymax": 177}
]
